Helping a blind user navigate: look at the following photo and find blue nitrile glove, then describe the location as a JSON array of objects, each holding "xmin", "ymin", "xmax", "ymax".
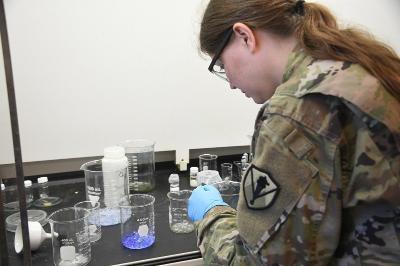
[{"xmin": 188, "ymin": 185, "xmax": 228, "ymax": 222}]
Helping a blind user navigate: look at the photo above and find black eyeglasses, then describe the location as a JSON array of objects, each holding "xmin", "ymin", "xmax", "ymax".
[{"xmin": 208, "ymin": 28, "xmax": 234, "ymax": 82}]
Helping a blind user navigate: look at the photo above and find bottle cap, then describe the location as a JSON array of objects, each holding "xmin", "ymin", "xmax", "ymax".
[
  {"xmin": 24, "ymin": 180, "xmax": 32, "ymax": 187},
  {"xmin": 1, "ymin": 183, "xmax": 4, "ymax": 190},
  {"xmin": 104, "ymin": 146, "xmax": 125, "ymax": 159},
  {"xmin": 37, "ymin": 177, "xmax": 48, "ymax": 184},
  {"xmin": 168, "ymin": 174, "xmax": 179, "ymax": 183},
  {"xmin": 190, "ymin": 167, "xmax": 199, "ymax": 174}
]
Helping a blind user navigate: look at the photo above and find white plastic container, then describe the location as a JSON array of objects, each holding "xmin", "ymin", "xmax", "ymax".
[
  {"xmin": 102, "ymin": 146, "xmax": 128, "ymax": 208},
  {"xmin": 168, "ymin": 174, "xmax": 180, "ymax": 192},
  {"xmin": 189, "ymin": 167, "xmax": 198, "ymax": 188}
]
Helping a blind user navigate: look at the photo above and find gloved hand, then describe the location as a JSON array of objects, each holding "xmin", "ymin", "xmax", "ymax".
[{"xmin": 188, "ymin": 185, "xmax": 228, "ymax": 222}]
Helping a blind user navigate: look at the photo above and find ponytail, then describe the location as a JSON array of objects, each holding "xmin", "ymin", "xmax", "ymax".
[
  {"xmin": 297, "ymin": 2, "xmax": 400, "ymax": 101},
  {"xmin": 200, "ymin": 0, "xmax": 400, "ymax": 101}
]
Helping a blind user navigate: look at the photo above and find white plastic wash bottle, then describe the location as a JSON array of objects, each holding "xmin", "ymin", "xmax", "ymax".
[{"xmin": 102, "ymin": 146, "xmax": 128, "ymax": 208}]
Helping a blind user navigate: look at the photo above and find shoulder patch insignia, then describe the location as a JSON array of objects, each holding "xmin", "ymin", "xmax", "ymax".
[{"xmin": 243, "ymin": 164, "xmax": 280, "ymax": 210}]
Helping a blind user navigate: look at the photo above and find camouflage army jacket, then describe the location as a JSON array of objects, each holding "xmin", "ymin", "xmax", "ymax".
[{"xmin": 195, "ymin": 49, "xmax": 400, "ymax": 265}]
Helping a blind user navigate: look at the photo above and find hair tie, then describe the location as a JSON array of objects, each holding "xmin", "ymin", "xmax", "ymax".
[{"xmin": 294, "ymin": 0, "xmax": 305, "ymax": 16}]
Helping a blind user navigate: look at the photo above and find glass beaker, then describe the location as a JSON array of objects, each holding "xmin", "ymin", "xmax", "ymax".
[
  {"xmin": 119, "ymin": 194, "xmax": 155, "ymax": 249},
  {"xmin": 199, "ymin": 154, "xmax": 218, "ymax": 171},
  {"xmin": 167, "ymin": 190, "xmax": 194, "ymax": 233},
  {"xmin": 220, "ymin": 163, "xmax": 233, "ymax": 181},
  {"xmin": 120, "ymin": 139, "xmax": 155, "ymax": 192},
  {"xmin": 3, "ymin": 185, "xmax": 32, "ymax": 212},
  {"xmin": 74, "ymin": 201, "xmax": 101, "ymax": 242},
  {"xmin": 48, "ymin": 207, "xmax": 91, "ymax": 266},
  {"xmin": 80, "ymin": 160, "xmax": 129, "ymax": 226},
  {"xmin": 212, "ymin": 181, "xmax": 241, "ymax": 209}
]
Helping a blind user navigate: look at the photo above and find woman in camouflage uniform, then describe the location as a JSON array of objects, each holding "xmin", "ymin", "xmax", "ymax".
[{"xmin": 188, "ymin": 0, "xmax": 400, "ymax": 265}]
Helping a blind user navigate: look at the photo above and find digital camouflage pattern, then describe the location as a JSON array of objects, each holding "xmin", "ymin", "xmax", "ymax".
[{"xmin": 195, "ymin": 49, "xmax": 400, "ymax": 265}]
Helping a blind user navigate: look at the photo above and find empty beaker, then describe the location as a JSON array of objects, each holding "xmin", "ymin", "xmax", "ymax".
[
  {"xmin": 212, "ymin": 181, "xmax": 241, "ymax": 209},
  {"xmin": 120, "ymin": 139, "xmax": 155, "ymax": 192},
  {"xmin": 3, "ymin": 185, "xmax": 32, "ymax": 212},
  {"xmin": 74, "ymin": 201, "xmax": 101, "ymax": 242},
  {"xmin": 220, "ymin": 163, "xmax": 233, "ymax": 181},
  {"xmin": 48, "ymin": 207, "xmax": 91, "ymax": 266},
  {"xmin": 199, "ymin": 154, "xmax": 218, "ymax": 171},
  {"xmin": 81, "ymin": 159, "xmax": 129, "ymax": 226},
  {"xmin": 167, "ymin": 190, "xmax": 194, "ymax": 233},
  {"xmin": 119, "ymin": 194, "xmax": 155, "ymax": 249}
]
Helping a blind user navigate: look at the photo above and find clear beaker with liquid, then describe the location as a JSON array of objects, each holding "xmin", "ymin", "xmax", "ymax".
[
  {"xmin": 120, "ymin": 139, "xmax": 155, "ymax": 192},
  {"xmin": 80, "ymin": 160, "xmax": 129, "ymax": 226},
  {"xmin": 167, "ymin": 190, "xmax": 194, "ymax": 233},
  {"xmin": 48, "ymin": 207, "xmax": 91, "ymax": 266},
  {"xmin": 119, "ymin": 194, "xmax": 155, "ymax": 249}
]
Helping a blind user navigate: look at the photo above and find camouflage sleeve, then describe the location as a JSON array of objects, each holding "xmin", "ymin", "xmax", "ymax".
[
  {"xmin": 237, "ymin": 112, "xmax": 342, "ymax": 265},
  {"xmin": 195, "ymin": 111, "xmax": 341, "ymax": 265},
  {"xmin": 195, "ymin": 206, "xmax": 255, "ymax": 265},
  {"xmin": 195, "ymin": 94, "xmax": 400, "ymax": 265}
]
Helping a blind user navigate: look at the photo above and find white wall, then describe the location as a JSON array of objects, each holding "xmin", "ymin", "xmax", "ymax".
[{"xmin": 1, "ymin": 0, "xmax": 399, "ymax": 165}]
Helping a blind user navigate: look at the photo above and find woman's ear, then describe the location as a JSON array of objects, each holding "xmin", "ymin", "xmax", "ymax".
[{"xmin": 232, "ymin": 22, "xmax": 257, "ymax": 53}]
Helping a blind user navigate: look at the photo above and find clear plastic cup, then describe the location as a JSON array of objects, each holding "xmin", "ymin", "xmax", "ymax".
[
  {"xmin": 211, "ymin": 181, "xmax": 241, "ymax": 209},
  {"xmin": 74, "ymin": 201, "xmax": 101, "ymax": 242},
  {"xmin": 80, "ymin": 160, "xmax": 129, "ymax": 226},
  {"xmin": 167, "ymin": 190, "xmax": 194, "ymax": 234},
  {"xmin": 199, "ymin": 154, "xmax": 218, "ymax": 171},
  {"xmin": 119, "ymin": 194, "xmax": 155, "ymax": 249},
  {"xmin": 120, "ymin": 139, "xmax": 156, "ymax": 193},
  {"xmin": 48, "ymin": 207, "xmax": 91, "ymax": 266}
]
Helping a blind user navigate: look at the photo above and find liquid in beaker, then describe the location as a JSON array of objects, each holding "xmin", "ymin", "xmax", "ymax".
[
  {"xmin": 167, "ymin": 190, "xmax": 194, "ymax": 233},
  {"xmin": 120, "ymin": 139, "xmax": 156, "ymax": 192}
]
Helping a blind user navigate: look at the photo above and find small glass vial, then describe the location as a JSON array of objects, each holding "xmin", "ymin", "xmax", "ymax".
[
  {"xmin": 189, "ymin": 167, "xmax": 198, "ymax": 188},
  {"xmin": 1, "ymin": 183, "xmax": 5, "ymax": 203},
  {"xmin": 24, "ymin": 180, "xmax": 34, "ymax": 203},
  {"xmin": 168, "ymin": 174, "xmax": 180, "ymax": 192},
  {"xmin": 37, "ymin": 176, "xmax": 49, "ymax": 198}
]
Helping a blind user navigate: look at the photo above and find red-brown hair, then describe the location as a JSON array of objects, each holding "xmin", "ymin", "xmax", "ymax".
[{"xmin": 200, "ymin": 0, "xmax": 400, "ymax": 101}]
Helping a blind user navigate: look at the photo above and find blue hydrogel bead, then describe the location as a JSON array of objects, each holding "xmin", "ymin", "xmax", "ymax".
[{"xmin": 121, "ymin": 232, "xmax": 155, "ymax": 249}]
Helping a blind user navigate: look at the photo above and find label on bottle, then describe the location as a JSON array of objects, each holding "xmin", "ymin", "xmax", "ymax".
[{"xmin": 190, "ymin": 178, "xmax": 197, "ymax": 187}]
